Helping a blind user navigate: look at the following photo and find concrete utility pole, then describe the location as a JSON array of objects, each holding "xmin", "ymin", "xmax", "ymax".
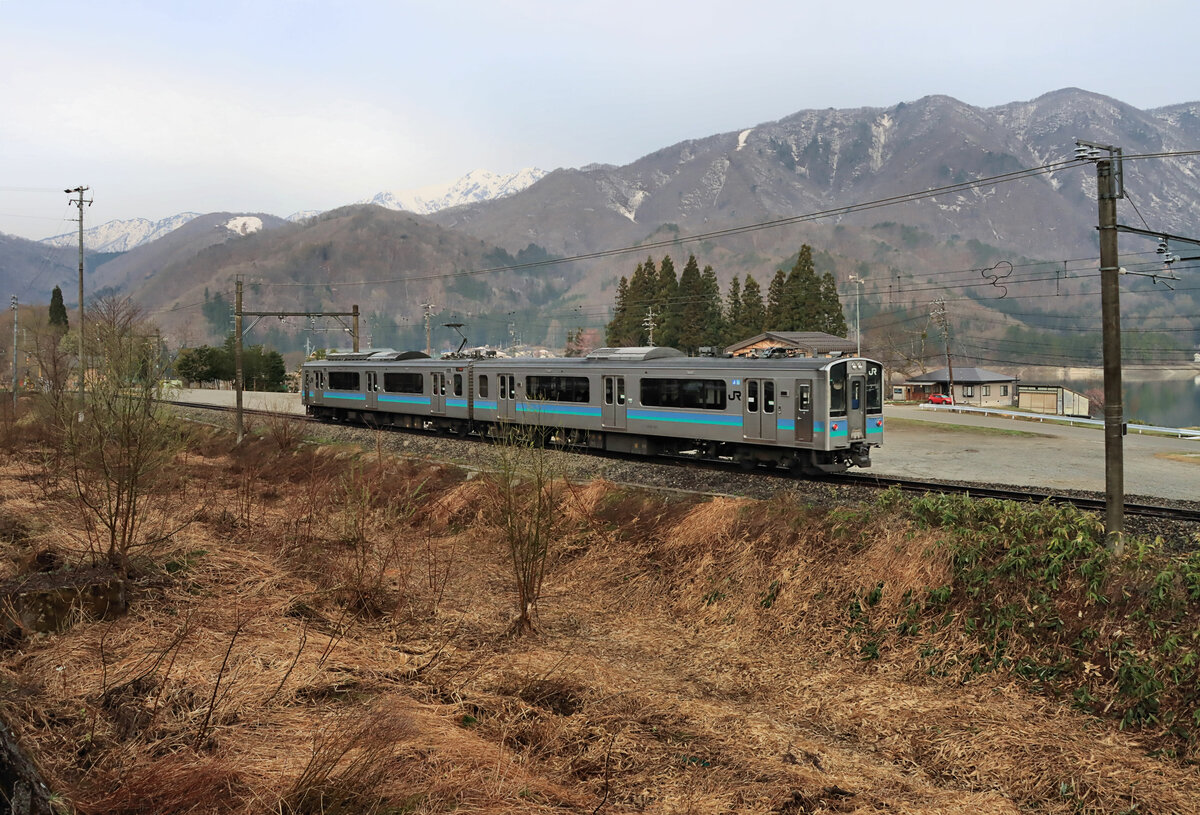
[
  {"xmin": 421, "ymin": 303, "xmax": 436, "ymax": 356},
  {"xmin": 643, "ymin": 306, "xmax": 657, "ymax": 346},
  {"xmin": 65, "ymin": 185, "xmax": 91, "ymax": 415},
  {"xmin": 848, "ymin": 275, "xmax": 864, "ymax": 357},
  {"xmin": 235, "ymin": 278, "xmax": 244, "ymax": 443},
  {"xmin": 1076, "ymin": 140, "xmax": 1126, "ymax": 553},
  {"xmin": 10, "ymin": 296, "xmax": 16, "ymax": 409},
  {"xmin": 931, "ymin": 298, "xmax": 954, "ymax": 401}
]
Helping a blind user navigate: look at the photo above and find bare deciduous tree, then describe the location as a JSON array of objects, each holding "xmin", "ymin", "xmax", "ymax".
[{"xmin": 62, "ymin": 296, "xmax": 194, "ymax": 571}]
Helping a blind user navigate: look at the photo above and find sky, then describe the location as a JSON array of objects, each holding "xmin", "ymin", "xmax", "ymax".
[{"xmin": 2, "ymin": 0, "xmax": 1198, "ymax": 242}]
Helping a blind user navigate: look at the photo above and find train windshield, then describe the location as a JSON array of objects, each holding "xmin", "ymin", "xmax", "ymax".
[
  {"xmin": 866, "ymin": 362, "xmax": 883, "ymax": 413},
  {"xmin": 829, "ymin": 363, "xmax": 846, "ymax": 416}
]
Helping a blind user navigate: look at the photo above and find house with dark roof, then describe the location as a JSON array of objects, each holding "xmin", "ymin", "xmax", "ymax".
[
  {"xmin": 725, "ymin": 331, "xmax": 857, "ymax": 359},
  {"xmin": 900, "ymin": 366, "xmax": 1017, "ymax": 406}
]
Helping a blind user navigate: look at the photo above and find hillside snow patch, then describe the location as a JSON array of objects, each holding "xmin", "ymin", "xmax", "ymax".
[{"xmin": 225, "ymin": 216, "xmax": 263, "ymax": 236}]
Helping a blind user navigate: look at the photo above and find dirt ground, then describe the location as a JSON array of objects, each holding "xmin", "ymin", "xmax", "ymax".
[{"xmin": 2, "ymin": 425, "xmax": 1199, "ymax": 814}]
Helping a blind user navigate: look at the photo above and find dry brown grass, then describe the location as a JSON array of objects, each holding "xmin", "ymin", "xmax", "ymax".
[{"xmin": 1, "ymin": 424, "xmax": 1198, "ymax": 814}]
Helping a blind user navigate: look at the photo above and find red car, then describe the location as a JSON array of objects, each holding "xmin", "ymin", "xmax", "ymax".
[{"xmin": 927, "ymin": 393, "xmax": 954, "ymax": 404}]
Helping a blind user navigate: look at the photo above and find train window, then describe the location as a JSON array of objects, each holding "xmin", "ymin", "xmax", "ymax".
[
  {"xmin": 747, "ymin": 380, "xmax": 758, "ymax": 413},
  {"xmin": 527, "ymin": 375, "xmax": 590, "ymax": 403},
  {"xmin": 328, "ymin": 371, "xmax": 360, "ymax": 391},
  {"xmin": 383, "ymin": 372, "xmax": 423, "ymax": 394},
  {"xmin": 639, "ymin": 378, "xmax": 726, "ymax": 410},
  {"xmin": 479, "ymin": 375, "xmax": 489, "ymax": 398},
  {"xmin": 453, "ymin": 373, "xmax": 463, "ymax": 396},
  {"xmin": 508, "ymin": 376, "xmax": 516, "ymax": 400},
  {"xmin": 617, "ymin": 377, "xmax": 625, "ymax": 405},
  {"xmin": 764, "ymin": 381, "xmax": 775, "ymax": 414},
  {"xmin": 851, "ymin": 380, "xmax": 861, "ymax": 410},
  {"xmin": 866, "ymin": 365, "xmax": 883, "ymax": 413},
  {"xmin": 604, "ymin": 378, "xmax": 613, "ymax": 405},
  {"xmin": 829, "ymin": 363, "xmax": 847, "ymax": 416},
  {"xmin": 797, "ymin": 383, "xmax": 812, "ymax": 412}
]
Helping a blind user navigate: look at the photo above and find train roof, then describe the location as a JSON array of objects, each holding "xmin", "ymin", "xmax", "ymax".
[{"xmin": 305, "ymin": 349, "xmax": 878, "ymax": 373}]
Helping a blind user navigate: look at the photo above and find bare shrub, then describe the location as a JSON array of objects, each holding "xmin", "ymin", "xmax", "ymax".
[
  {"xmin": 326, "ymin": 462, "xmax": 425, "ymax": 617},
  {"xmin": 62, "ymin": 298, "xmax": 197, "ymax": 571},
  {"xmin": 277, "ymin": 706, "xmax": 414, "ymax": 815},
  {"xmin": 262, "ymin": 398, "xmax": 305, "ymax": 452},
  {"xmin": 72, "ymin": 753, "xmax": 247, "ymax": 814},
  {"xmin": 484, "ymin": 424, "xmax": 567, "ymax": 636}
]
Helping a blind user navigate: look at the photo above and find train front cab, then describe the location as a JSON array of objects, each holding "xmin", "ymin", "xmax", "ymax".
[{"xmin": 828, "ymin": 358, "xmax": 882, "ymax": 470}]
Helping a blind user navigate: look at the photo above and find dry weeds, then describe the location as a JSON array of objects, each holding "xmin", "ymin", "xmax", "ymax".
[{"xmin": 1, "ymin": 425, "xmax": 1197, "ymax": 814}]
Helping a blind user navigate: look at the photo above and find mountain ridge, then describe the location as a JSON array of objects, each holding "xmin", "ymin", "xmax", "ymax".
[{"xmin": 36, "ymin": 168, "xmax": 548, "ymax": 253}]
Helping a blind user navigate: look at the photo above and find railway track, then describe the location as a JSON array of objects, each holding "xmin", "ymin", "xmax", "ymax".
[
  {"xmin": 165, "ymin": 399, "xmax": 1200, "ymax": 529},
  {"xmin": 831, "ymin": 472, "xmax": 1200, "ymax": 524}
]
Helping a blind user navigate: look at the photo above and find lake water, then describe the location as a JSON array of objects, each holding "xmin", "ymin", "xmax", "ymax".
[{"xmin": 1057, "ymin": 375, "xmax": 1200, "ymax": 429}]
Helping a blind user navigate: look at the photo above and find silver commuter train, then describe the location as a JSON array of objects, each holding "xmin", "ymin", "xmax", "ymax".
[{"xmin": 301, "ymin": 346, "xmax": 883, "ymax": 474}]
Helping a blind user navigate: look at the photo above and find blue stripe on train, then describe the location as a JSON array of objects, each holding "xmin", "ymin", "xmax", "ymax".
[
  {"xmin": 516, "ymin": 403, "xmax": 602, "ymax": 418},
  {"xmin": 627, "ymin": 408, "xmax": 743, "ymax": 428},
  {"xmin": 378, "ymin": 395, "xmax": 431, "ymax": 406}
]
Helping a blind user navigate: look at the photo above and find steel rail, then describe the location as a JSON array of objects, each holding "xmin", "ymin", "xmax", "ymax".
[{"xmin": 164, "ymin": 399, "xmax": 1200, "ymax": 526}]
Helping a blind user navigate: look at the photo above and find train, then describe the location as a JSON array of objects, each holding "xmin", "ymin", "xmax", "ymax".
[{"xmin": 301, "ymin": 347, "xmax": 883, "ymax": 474}]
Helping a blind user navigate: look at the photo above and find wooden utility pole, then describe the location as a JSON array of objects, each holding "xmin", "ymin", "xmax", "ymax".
[
  {"xmin": 1075, "ymin": 140, "xmax": 1125, "ymax": 553},
  {"xmin": 65, "ymin": 185, "xmax": 91, "ymax": 415},
  {"xmin": 1097, "ymin": 155, "xmax": 1124, "ymax": 552}
]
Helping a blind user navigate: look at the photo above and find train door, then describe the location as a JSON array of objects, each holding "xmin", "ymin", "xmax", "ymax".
[
  {"xmin": 742, "ymin": 378, "xmax": 777, "ymax": 442},
  {"xmin": 497, "ymin": 373, "xmax": 517, "ymax": 421},
  {"xmin": 602, "ymin": 375, "xmax": 626, "ymax": 429},
  {"xmin": 794, "ymin": 379, "xmax": 814, "ymax": 443},
  {"xmin": 848, "ymin": 371, "xmax": 866, "ymax": 441},
  {"xmin": 364, "ymin": 370, "xmax": 380, "ymax": 410},
  {"xmin": 303, "ymin": 371, "xmax": 314, "ymax": 398},
  {"xmin": 430, "ymin": 372, "xmax": 446, "ymax": 415}
]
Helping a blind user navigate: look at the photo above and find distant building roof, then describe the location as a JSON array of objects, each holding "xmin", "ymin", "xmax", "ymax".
[
  {"xmin": 904, "ymin": 367, "xmax": 1017, "ymax": 385},
  {"xmin": 726, "ymin": 331, "xmax": 856, "ymax": 357}
]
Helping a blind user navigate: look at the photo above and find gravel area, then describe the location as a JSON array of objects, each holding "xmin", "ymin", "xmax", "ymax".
[{"xmin": 176, "ymin": 405, "xmax": 1200, "ymax": 550}]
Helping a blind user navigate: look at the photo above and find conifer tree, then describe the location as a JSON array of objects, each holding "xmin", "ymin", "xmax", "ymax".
[
  {"xmin": 675, "ymin": 254, "xmax": 705, "ymax": 354},
  {"xmin": 49, "ymin": 285, "xmax": 69, "ymax": 331},
  {"xmin": 741, "ymin": 275, "xmax": 766, "ymax": 337},
  {"xmin": 654, "ymin": 255, "xmax": 679, "ymax": 347},
  {"xmin": 699, "ymin": 264, "xmax": 724, "ymax": 349},
  {"xmin": 784, "ymin": 245, "xmax": 821, "ymax": 330},
  {"xmin": 605, "ymin": 276, "xmax": 631, "ymax": 346},
  {"xmin": 619, "ymin": 259, "xmax": 656, "ymax": 345},
  {"xmin": 765, "ymin": 269, "xmax": 788, "ymax": 329},
  {"xmin": 817, "ymin": 271, "xmax": 848, "ymax": 335},
  {"xmin": 724, "ymin": 275, "xmax": 743, "ymax": 345}
]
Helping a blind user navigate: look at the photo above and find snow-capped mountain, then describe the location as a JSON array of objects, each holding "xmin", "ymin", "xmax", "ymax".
[
  {"xmin": 38, "ymin": 169, "xmax": 546, "ymax": 253},
  {"xmin": 364, "ymin": 168, "xmax": 547, "ymax": 215},
  {"xmin": 42, "ymin": 212, "xmax": 202, "ymax": 253}
]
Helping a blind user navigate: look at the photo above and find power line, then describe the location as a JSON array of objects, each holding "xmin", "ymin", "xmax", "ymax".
[{"xmin": 256, "ymin": 158, "xmax": 1089, "ymax": 289}]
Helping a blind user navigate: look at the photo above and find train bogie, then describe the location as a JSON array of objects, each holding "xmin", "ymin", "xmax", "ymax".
[{"xmin": 301, "ymin": 348, "xmax": 883, "ymax": 474}]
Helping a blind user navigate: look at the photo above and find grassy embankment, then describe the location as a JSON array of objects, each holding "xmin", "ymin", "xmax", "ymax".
[{"xmin": 2, "ymin": 405, "xmax": 1199, "ymax": 813}]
